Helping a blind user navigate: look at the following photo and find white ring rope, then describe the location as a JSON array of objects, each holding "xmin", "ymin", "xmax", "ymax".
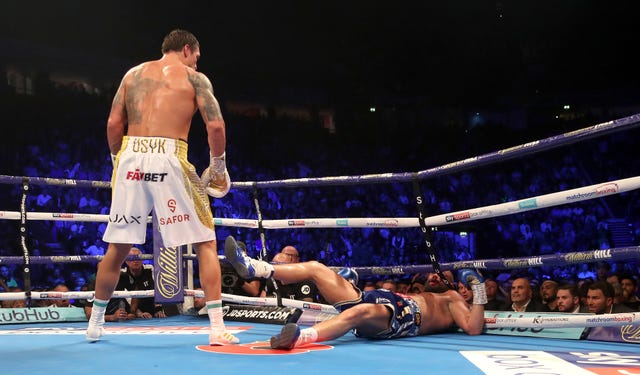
[
  {"xmin": 0, "ymin": 290, "xmax": 154, "ymax": 301},
  {"xmin": 4, "ymin": 287, "xmax": 639, "ymax": 330},
  {"xmin": 1, "ymin": 176, "xmax": 638, "ymax": 230},
  {"xmin": 221, "ymin": 293, "xmax": 339, "ymax": 314},
  {"xmin": 0, "ymin": 288, "xmax": 340, "ymax": 315},
  {"xmin": 0, "ymin": 212, "xmax": 147, "ymax": 223},
  {"xmin": 485, "ymin": 313, "xmax": 640, "ymax": 329}
]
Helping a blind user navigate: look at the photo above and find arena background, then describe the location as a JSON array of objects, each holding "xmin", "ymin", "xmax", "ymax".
[{"xmin": 1, "ymin": 2, "xmax": 640, "ymax": 374}]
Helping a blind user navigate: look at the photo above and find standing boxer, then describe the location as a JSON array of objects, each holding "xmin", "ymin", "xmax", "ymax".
[{"xmin": 86, "ymin": 29, "xmax": 237, "ymax": 345}]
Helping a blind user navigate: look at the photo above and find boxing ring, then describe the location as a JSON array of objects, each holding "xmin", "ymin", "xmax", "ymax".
[{"xmin": 1, "ymin": 113, "xmax": 640, "ymax": 374}]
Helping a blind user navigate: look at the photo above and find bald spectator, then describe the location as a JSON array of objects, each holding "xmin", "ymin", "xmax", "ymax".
[
  {"xmin": 280, "ymin": 245, "xmax": 300, "ymax": 263},
  {"xmin": 262, "ymin": 246, "xmax": 319, "ymax": 302},
  {"xmin": 502, "ymin": 277, "xmax": 549, "ymax": 312}
]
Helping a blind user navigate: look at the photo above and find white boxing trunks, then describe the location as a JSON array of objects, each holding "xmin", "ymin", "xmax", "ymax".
[{"xmin": 103, "ymin": 136, "xmax": 216, "ymax": 248}]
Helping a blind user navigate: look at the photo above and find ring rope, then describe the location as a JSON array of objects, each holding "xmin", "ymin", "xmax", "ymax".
[
  {"xmin": 1, "ymin": 176, "xmax": 638, "ymax": 230},
  {"xmin": 0, "ymin": 289, "xmax": 154, "ymax": 301},
  {"xmin": 3, "ymin": 287, "xmax": 638, "ymax": 330},
  {"xmin": 0, "ymin": 245, "xmax": 637, "ymax": 278},
  {"xmin": 485, "ymin": 313, "xmax": 640, "ymax": 329},
  {"xmin": 0, "ymin": 212, "xmax": 147, "ymax": 223},
  {"xmin": 223, "ymin": 112, "xmax": 640, "ymax": 189},
  {"xmin": 340, "ymin": 245, "xmax": 640, "ymax": 278},
  {"xmin": 1, "ymin": 113, "xmax": 638, "ymax": 191},
  {"xmin": 221, "ymin": 293, "xmax": 338, "ymax": 315},
  {"xmin": 0, "ymin": 288, "xmax": 340, "ymax": 316},
  {"xmin": 0, "ymin": 254, "xmax": 180, "ymax": 264}
]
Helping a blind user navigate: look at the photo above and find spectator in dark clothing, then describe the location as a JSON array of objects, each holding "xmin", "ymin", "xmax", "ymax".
[
  {"xmin": 586, "ymin": 281, "xmax": 635, "ymax": 314},
  {"xmin": 501, "ymin": 277, "xmax": 549, "ymax": 312}
]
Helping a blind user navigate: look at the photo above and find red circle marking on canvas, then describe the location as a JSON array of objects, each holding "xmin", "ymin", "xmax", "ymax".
[{"xmin": 196, "ymin": 341, "xmax": 333, "ymax": 355}]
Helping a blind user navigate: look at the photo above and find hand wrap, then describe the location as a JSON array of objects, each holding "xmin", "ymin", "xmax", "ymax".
[{"xmin": 458, "ymin": 269, "xmax": 487, "ymax": 305}]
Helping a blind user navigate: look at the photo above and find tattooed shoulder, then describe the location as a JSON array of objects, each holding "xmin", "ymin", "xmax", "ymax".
[
  {"xmin": 112, "ymin": 81, "xmax": 125, "ymax": 106},
  {"xmin": 187, "ymin": 70, "xmax": 221, "ymax": 121},
  {"xmin": 187, "ymin": 70, "xmax": 213, "ymax": 95}
]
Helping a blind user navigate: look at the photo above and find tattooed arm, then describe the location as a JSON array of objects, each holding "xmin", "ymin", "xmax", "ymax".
[
  {"xmin": 189, "ymin": 69, "xmax": 230, "ymax": 198},
  {"xmin": 188, "ymin": 70, "xmax": 226, "ymax": 157},
  {"xmin": 106, "ymin": 76, "xmax": 128, "ymax": 155}
]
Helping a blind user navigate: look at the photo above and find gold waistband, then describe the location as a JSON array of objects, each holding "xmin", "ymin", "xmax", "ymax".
[{"xmin": 122, "ymin": 136, "xmax": 188, "ymax": 158}]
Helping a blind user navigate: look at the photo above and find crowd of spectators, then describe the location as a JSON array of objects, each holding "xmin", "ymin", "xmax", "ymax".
[{"xmin": 0, "ymin": 83, "xmax": 639, "ymax": 298}]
